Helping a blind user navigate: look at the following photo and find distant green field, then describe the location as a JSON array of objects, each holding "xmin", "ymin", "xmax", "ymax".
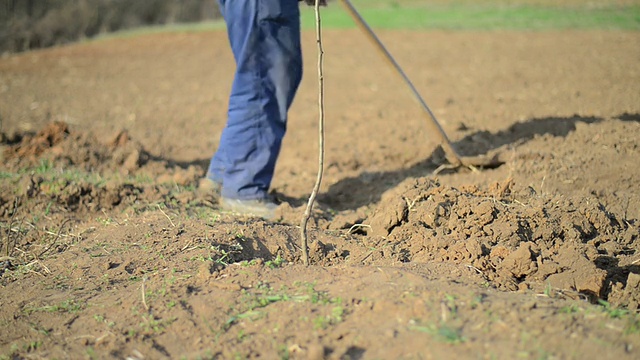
[
  {"xmin": 99, "ymin": 0, "xmax": 640, "ymax": 40},
  {"xmin": 300, "ymin": 1, "xmax": 640, "ymax": 30}
]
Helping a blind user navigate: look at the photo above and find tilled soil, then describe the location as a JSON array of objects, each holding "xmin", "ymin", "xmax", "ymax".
[{"xmin": 0, "ymin": 28, "xmax": 639, "ymax": 359}]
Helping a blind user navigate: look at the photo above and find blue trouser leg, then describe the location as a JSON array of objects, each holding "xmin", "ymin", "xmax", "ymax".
[{"xmin": 207, "ymin": 0, "xmax": 303, "ymax": 200}]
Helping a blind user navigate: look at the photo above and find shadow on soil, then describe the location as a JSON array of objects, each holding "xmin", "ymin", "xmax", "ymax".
[
  {"xmin": 148, "ymin": 156, "xmax": 211, "ymax": 173},
  {"xmin": 320, "ymin": 114, "xmax": 603, "ymax": 210},
  {"xmin": 596, "ymin": 256, "xmax": 640, "ymax": 299},
  {"xmin": 148, "ymin": 113, "xmax": 638, "ymax": 212},
  {"xmin": 616, "ymin": 112, "xmax": 640, "ymax": 123}
]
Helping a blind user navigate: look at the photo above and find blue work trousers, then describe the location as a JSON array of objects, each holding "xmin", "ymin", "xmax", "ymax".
[{"xmin": 208, "ymin": 0, "xmax": 303, "ymax": 200}]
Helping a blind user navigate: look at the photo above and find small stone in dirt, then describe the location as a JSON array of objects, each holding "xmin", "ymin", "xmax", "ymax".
[
  {"xmin": 518, "ymin": 282, "xmax": 529, "ymax": 291},
  {"xmin": 546, "ymin": 264, "xmax": 606, "ymax": 298},
  {"xmin": 107, "ymin": 130, "xmax": 131, "ymax": 147},
  {"xmin": 305, "ymin": 342, "xmax": 325, "ymax": 360},
  {"xmin": 520, "ymin": 299, "xmax": 537, "ymax": 310},
  {"xmin": 368, "ymin": 196, "xmax": 407, "ymax": 237},
  {"xmin": 620, "ymin": 272, "xmax": 640, "ymax": 310},
  {"xmin": 123, "ymin": 149, "xmax": 142, "ymax": 173},
  {"xmin": 197, "ymin": 262, "xmax": 213, "ymax": 281},
  {"xmin": 18, "ymin": 176, "xmax": 41, "ymax": 197},
  {"xmin": 489, "ymin": 245, "xmax": 511, "ymax": 263},
  {"xmin": 498, "ymin": 242, "xmax": 538, "ymax": 279},
  {"xmin": 309, "ymin": 240, "xmax": 329, "ymax": 263}
]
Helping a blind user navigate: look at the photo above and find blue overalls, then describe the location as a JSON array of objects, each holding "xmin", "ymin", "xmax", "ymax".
[{"xmin": 207, "ymin": 0, "xmax": 303, "ymax": 200}]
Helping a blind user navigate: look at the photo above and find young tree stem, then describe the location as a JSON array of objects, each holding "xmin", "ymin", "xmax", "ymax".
[{"xmin": 299, "ymin": 0, "xmax": 326, "ymax": 266}]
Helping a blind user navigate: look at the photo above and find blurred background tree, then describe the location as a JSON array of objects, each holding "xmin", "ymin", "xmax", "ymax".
[{"xmin": 0, "ymin": 0, "xmax": 222, "ymax": 53}]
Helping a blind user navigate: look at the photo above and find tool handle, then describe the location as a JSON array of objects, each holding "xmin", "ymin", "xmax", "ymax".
[{"xmin": 337, "ymin": 0, "xmax": 462, "ymax": 165}]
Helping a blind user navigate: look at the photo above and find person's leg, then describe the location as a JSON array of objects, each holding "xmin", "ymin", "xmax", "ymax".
[{"xmin": 208, "ymin": 0, "xmax": 302, "ymax": 201}]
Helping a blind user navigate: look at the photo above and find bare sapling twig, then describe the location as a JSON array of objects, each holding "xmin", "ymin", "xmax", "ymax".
[{"xmin": 300, "ymin": 0, "xmax": 326, "ymax": 266}]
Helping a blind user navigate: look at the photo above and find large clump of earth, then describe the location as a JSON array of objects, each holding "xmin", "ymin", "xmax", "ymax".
[
  {"xmin": 365, "ymin": 177, "xmax": 640, "ymax": 308},
  {"xmin": 0, "ymin": 121, "xmax": 204, "ymax": 217}
]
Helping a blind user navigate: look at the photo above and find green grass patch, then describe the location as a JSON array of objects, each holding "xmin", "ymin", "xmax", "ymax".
[
  {"xmin": 3, "ymin": 159, "xmax": 106, "ymax": 188},
  {"xmin": 22, "ymin": 299, "xmax": 84, "ymax": 315},
  {"xmin": 410, "ymin": 321, "xmax": 466, "ymax": 344},
  {"xmin": 93, "ymin": 1, "xmax": 639, "ymax": 43},
  {"xmin": 0, "ymin": 171, "xmax": 17, "ymax": 180},
  {"xmin": 265, "ymin": 254, "xmax": 285, "ymax": 269},
  {"xmin": 300, "ymin": 2, "xmax": 640, "ymax": 30},
  {"xmin": 223, "ymin": 282, "xmax": 343, "ymax": 332}
]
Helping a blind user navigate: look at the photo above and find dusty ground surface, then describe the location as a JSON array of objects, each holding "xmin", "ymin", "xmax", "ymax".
[{"xmin": 1, "ymin": 26, "xmax": 639, "ymax": 359}]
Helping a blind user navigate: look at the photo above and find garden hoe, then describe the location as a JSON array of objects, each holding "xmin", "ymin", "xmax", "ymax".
[{"xmin": 338, "ymin": 0, "xmax": 504, "ymax": 169}]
